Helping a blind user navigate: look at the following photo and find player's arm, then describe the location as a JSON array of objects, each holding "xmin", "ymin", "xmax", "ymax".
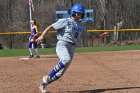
[
  {"xmin": 36, "ymin": 25, "xmax": 55, "ymax": 44},
  {"xmin": 41, "ymin": 25, "xmax": 55, "ymax": 37}
]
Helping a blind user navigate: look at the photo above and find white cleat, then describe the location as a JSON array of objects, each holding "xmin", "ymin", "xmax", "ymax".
[
  {"xmin": 39, "ymin": 82, "xmax": 47, "ymax": 93},
  {"xmin": 39, "ymin": 76, "xmax": 50, "ymax": 93}
]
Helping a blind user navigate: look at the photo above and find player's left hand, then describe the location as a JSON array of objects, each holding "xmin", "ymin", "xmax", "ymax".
[
  {"xmin": 35, "ymin": 35, "xmax": 43, "ymax": 44},
  {"xmin": 100, "ymin": 32, "xmax": 109, "ymax": 38}
]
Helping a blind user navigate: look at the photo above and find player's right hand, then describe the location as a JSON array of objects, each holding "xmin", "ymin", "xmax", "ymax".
[{"xmin": 35, "ymin": 35, "xmax": 44, "ymax": 44}]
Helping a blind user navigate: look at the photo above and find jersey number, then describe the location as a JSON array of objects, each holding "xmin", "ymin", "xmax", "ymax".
[{"xmin": 74, "ymin": 32, "xmax": 79, "ymax": 38}]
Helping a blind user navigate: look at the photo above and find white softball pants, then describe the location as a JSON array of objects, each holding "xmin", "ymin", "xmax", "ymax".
[{"xmin": 43, "ymin": 40, "xmax": 76, "ymax": 84}]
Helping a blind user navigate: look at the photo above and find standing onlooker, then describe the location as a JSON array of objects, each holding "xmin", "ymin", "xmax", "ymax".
[
  {"xmin": 0, "ymin": 43, "xmax": 3, "ymax": 49},
  {"xmin": 27, "ymin": 20, "xmax": 40, "ymax": 58}
]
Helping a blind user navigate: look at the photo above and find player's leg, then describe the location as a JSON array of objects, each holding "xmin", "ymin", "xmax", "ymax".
[
  {"xmin": 47, "ymin": 43, "xmax": 76, "ymax": 83},
  {"xmin": 41, "ymin": 42, "xmax": 70, "ymax": 83},
  {"xmin": 42, "ymin": 60, "xmax": 71, "ymax": 85},
  {"xmin": 34, "ymin": 42, "xmax": 40, "ymax": 58},
  {"xmin": 48, "ymin": 42, "xmax": 75, "ymax": 78},
  {"xmin": 28, "ymin": 41, "xmax": 34, "ymax": 58},
  {"xmin": 40, "ymin": 41, "xmax": 75, "ymax": 86},
  {"xmin": 39, "ymin": 43, "xmax": 69, "ymax": 92},
  {"xmin": 47, "ymin": 41, "xmax": 74, "ymax": 78},
  {"xmin": 39, "ymin": 41, "xmax": 75, "ymax": 92},
  {"xmin": 44, "ymin": 61, "xmax": 71, "ymax": 85}
]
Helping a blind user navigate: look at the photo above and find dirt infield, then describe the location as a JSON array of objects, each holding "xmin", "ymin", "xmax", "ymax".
[{"xmin": 1, "ymin": 50, "xmax": 140, "ymax": 93}]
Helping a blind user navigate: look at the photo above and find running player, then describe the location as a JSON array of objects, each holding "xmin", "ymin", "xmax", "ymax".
[
  {"xmin": 27, "ymin": 20, "xmax": 40, "ymax": 58},
  {"xmin": 36, "ymin": 4, "xmax": 86, "ymax": 93}
]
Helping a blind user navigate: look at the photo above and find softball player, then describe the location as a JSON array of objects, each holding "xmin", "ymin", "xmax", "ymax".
[
  {"xmin": 36, "ymin": 4, "xmax": 86, "ymax": 93},
  {"xmin": 27, "ymin": 20, "xmax": 40, "ymax": 58}
]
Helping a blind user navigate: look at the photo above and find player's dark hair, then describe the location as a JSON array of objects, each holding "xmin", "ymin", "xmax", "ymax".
[
  {"xmin": 71, "ymin": 11, "xmax": 76, "ymax": 17},
  {"xmin": 34, "ymin": 20, "xmax": 37, "ymax": 25},
  {"xmin": 81, "ymin": 14, "xmax": 84, "ymax": 19}
]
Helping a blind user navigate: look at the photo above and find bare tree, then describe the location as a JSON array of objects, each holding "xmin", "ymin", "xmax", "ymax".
[{"xmin": 0, "ymin": 0, "xmax": 140, "ymax": 48}]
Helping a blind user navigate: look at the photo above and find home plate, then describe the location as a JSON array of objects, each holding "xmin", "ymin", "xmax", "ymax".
[{"xmin": 19, "ymin": 57, "xmax": 30, "ymax": 60}]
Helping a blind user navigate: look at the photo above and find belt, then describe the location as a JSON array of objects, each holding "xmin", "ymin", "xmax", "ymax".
[{"xmin": 67, "ymin": 42, "xmax": 76, "ymax": 46}]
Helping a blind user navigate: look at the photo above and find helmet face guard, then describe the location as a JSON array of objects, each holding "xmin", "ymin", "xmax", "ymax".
[{"xmin": 71, "ymin": 4, "xmax": 85, "ymax": 19}]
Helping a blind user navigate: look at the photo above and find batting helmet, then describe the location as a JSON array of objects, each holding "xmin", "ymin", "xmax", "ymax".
[{"xmin": 71, "ymin": 4, "xmax": 85, "ymax": 19}]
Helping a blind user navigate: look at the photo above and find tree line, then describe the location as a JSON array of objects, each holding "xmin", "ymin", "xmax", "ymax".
[{"xmin": 0, "ymin": 0, "xmax": 140, "ymax": 49}]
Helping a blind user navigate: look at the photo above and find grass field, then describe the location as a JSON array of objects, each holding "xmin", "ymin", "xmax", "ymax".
[{"xmin": 0, "ymin": 44, "xmax": 140, "ymax": 57}]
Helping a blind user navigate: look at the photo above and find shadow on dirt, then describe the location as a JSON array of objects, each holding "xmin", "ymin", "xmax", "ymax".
[{"xmin": 66, "ymin": 87, "xmax": 140, "ymax": 93}]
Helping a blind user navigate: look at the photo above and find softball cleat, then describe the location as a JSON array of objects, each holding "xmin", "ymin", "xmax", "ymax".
[
  {"xmin": 39, "ymin": 82, "xmax": 47, "ymax": 93},
  {"xmin": 35, "ymin": 55, "xmax": 40, "ymax": 58},
  {"xmin": 29, "ymin": 55, "xmax": 34, "ymax": 58}
]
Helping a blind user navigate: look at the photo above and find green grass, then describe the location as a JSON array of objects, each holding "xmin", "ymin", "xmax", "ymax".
[
  {"xmin": 0, "ymin": 44, "xmax": 140, "ymax": 57},
  {"xmin": 0, "ymin": 48, "xmax": 56, "ymax": 57}
]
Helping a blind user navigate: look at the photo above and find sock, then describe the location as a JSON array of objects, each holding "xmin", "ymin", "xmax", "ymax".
[
  {"xmin": 29, "ymin": 48, "xmax": 33, "ymax": 55},
  {"xmin": 47, "ymin": 75, "xmax": 59, "ymax": 85},
  {"xmin": 35, "ymin": 48, "xmax": 39, "ymax": 56},
  {"xmin": 48, "ymin": 61, "xmax": 65, "ymax": 78},
  {"xmin": 50, "ymin": 75, "xmax": 59, "ymax": 82}
]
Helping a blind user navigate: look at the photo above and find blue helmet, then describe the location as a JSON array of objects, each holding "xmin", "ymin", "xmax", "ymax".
[{"xmin": 71, "ymin": 4, "xmax": 85, "ymax": 18}]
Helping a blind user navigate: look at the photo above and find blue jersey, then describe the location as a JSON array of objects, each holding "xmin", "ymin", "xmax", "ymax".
[{"xmin": 51, "ymin": 18, "xmax": 84, "ymax": 44}]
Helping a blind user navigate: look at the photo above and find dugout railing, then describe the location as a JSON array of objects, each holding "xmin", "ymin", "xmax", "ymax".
[{"xmin": 0, "ymin": 28, "xmax": 140, "ymax": 48}]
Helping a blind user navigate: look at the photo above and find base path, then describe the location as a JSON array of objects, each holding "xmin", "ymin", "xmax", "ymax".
[{"xmin": 0, "ymin": 50, "xmax": 140, "ymax": 93}]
